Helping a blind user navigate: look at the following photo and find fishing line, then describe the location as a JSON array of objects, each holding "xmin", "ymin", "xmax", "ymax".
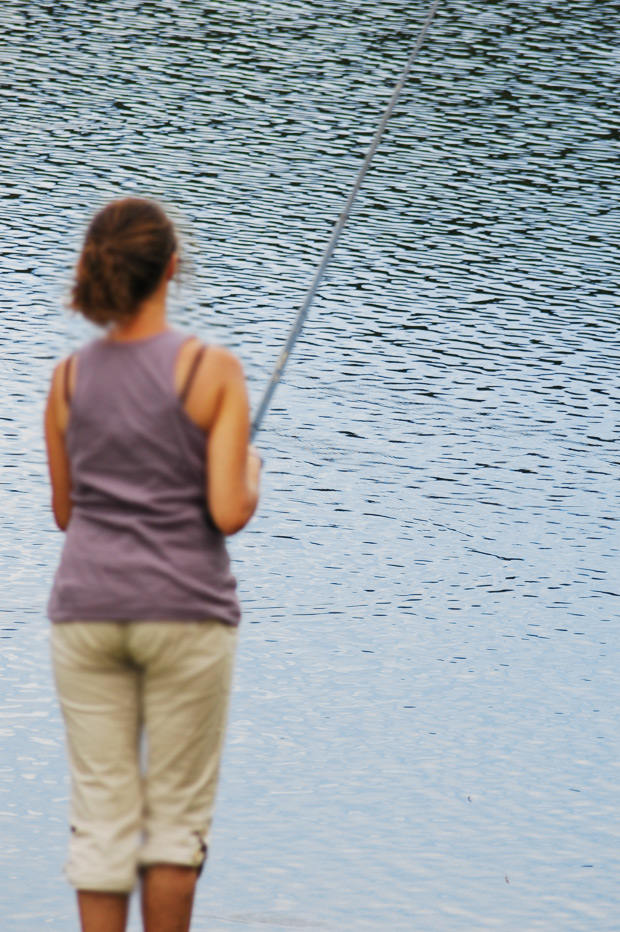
[{"xmin": 251, "ymin": 0, "xmax": 441, "ymax": 440}]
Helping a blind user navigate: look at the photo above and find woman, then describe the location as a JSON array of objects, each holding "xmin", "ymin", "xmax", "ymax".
[{"xmin": 45, "ymin": 197, "xmax": 261, "ymax": 932}]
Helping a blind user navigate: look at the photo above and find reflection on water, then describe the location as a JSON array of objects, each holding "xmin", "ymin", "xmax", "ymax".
[{"xmin": 1, "ymin": 0, "xmax": 619, "ymax": 929}]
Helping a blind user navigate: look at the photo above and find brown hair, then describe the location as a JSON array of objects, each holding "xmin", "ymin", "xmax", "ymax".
[{"xmin": 70, "ymin": 198, "xmax": 177, "ymax": 325}]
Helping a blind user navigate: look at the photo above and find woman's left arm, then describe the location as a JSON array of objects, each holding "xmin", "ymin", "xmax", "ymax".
[{"xmin": 44, "ymin": 360, "xmax": 73, "ymax": 531}]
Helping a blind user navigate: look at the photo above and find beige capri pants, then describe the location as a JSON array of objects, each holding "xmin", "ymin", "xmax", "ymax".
[{"xmin": 51, "ymin": 620, "xmax": 237, "ymax": 893}]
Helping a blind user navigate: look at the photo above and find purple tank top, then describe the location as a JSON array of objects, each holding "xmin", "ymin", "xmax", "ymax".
[{"xmin": 48, "ymin": 330, "xmax": 241, "ymax": 626}]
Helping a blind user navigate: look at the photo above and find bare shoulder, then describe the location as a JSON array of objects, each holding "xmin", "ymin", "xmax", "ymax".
[
  {"xmin": 176, "ymin": 339, "xmax": 243, "ymax": 391},
  {"xmin": 50, "ymin": 356, "xmax": 70, "ymax": 388},
  {"xmin": 47, "ymin": 356, "xmax": 76, "ymax": 433},
  {"xmin": 48, "ymin": 355, "xmax": 74, "ymax": 409},
  {"xmin": 178, "ymin": 340, "xmax": 246, "ymax": 430},
  {"xmin": 207, "ymin": 344, "xmax": 245, "ymax": 383},
  {"xmin": 195, "ymin": 346, "xmax": 246, "ymax": 413}
]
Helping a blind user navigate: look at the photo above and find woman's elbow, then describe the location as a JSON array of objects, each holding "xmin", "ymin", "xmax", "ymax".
[
  {"xmin": 214, "ymin": 516, "xmax": 247, "ymax": 536},
  {"xmin": 52, "ymin": 498, "xmax": 71, "ymax": 531},
  {"xmin": 210, "ymin": 494, "xmax": 259, "ymax": 536}
]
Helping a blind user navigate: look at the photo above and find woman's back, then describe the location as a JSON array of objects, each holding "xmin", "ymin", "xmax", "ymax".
[{"xmin": 48, "ymin": 330, "xmax": 241, "ymax": 625}]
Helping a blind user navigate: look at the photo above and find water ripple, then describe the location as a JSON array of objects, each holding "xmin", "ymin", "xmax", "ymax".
[{"xmin": 1, "ymin": 0, "xmax": 619, "ymax": 929}]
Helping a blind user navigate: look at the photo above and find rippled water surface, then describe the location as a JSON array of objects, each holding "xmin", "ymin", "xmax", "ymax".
[{"xmin": 1, "ymin": 1, "xmax": 619, "ymax": 930}]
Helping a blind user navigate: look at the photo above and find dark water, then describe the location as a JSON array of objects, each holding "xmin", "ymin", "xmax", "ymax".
[{"xmin": 1, "ymin": 1, "xmax": 619, "ymax": 929}]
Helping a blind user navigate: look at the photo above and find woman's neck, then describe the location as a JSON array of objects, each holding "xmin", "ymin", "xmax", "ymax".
[{"xmin": 107, "ymin": 282, "xmax": 169, "ymax": 342}]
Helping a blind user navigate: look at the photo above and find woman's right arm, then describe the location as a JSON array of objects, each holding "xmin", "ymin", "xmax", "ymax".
[{"xmin": 202, "ymin": 346, "xmax": 261, "ymax": 535}]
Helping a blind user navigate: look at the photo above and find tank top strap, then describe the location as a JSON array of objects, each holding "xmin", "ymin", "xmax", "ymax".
[{"xmin": 179, "ymin": 344, "xmax": 207, "ymax": 405}]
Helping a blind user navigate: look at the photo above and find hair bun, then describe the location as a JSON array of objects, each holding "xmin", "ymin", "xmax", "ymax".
[{"xmin": 71, "ymin": 199, "xmax": 177, "ymax": 326}]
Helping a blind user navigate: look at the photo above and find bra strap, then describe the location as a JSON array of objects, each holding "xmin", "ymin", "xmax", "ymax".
[{"xmin": 179, "ymin": 344, "xmax": 207, "ymax": 405}]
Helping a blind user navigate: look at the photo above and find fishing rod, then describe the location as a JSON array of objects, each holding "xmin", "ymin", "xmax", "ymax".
[{"xmin": 250, "ymin": 0, "xmax": 441, "ymax": 440}]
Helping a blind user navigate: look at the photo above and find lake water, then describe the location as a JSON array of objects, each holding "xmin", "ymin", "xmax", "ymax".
[{"xmin": 1, "ymin": 1, "xmax": 619, "ymax": 930}]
